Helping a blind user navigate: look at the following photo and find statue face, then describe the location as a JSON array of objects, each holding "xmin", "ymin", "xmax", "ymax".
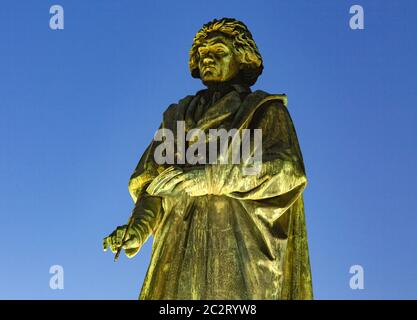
[{"xmin": 197, "ymin": 34, "xmax": 240, "ymax": 84}]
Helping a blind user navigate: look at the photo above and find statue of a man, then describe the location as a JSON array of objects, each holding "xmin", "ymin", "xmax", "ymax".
[{"xmin": 103, "ymin": 18, "xmax": 313, "ymax": 299}]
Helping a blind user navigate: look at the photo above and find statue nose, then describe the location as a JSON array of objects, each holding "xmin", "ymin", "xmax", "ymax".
[{"xmin": 202, "ymin": 57, "xmax": 214, "ymax": 66}]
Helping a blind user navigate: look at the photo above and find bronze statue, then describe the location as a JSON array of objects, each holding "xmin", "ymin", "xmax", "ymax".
[{"xmin": 103, "ymin": 18, "xmax": 313, "ymax": 299}]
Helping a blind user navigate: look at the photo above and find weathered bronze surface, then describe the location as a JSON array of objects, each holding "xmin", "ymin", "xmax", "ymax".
[{"xmin": 103, "ymin": 18, "xmax": 313, "ymax": 299}]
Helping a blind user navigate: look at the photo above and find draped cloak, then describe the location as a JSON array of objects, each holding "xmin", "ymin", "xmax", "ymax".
[{"xmin": 127, "ymin": 85, "xmax": 313, "ymax": 299}]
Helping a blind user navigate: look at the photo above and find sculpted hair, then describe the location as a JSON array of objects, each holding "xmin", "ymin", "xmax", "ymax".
[{"xmin": 189, "ymin": 18, "xmax": 264, "ymax": 86}]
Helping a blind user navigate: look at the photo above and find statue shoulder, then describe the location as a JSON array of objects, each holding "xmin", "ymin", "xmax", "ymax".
[
  {"xmin": 162, "ymin": 93, "xmax": 196, "ymax": 119},
  {"xmin": 251, "ymin": 89, "xmax": 288, "ymax": 108}
]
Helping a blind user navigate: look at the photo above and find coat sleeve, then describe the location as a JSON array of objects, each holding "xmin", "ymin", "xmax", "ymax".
[
  {"xmin": 126, "ymin": 128, "xmax": 165, "ymax": 256},
  {"xmin": 128, "ymin": 190, "xmax": 163, "ymax": 253}
]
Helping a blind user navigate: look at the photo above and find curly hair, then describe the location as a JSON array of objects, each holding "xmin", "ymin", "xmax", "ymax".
[{"xmin": 189, "ymin": 18, "xmax": 263, "ymax": 86}]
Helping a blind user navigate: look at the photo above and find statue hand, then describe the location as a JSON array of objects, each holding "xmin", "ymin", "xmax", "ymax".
[
  {"xmin": 103, "ymin": 225, "xmax": 141, "ymax": 258},
  {"xmin": 147, "ymin": 167, "xmax": 210, "ymax": 197},
  {"xmin": 170, "ymin": 169, "xmax": 209, "ymax": 197}
]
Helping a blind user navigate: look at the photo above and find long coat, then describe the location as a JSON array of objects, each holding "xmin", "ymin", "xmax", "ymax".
[{"xmin": 127, "ymin": 86, "xmax": 313, "ymax": 299}]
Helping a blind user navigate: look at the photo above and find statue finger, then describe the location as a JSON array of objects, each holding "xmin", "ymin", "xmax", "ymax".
[
  {"xmin": 115, "ymin": 227, "xmax": 127, "ymax": 243},
  {"xmin": 110, "ymin": 234, "xmax": 121, "ymax": 251},
  {"xmin": 116, "ymin": 229, "xmax": 124, "ymax": 242},
  {"xmin": 107, "ymin": 236, "xmax": 114, "ymax": 251},
  {"xmin": 103, "ymin": 237, "xmax": 109, "ymax": 251},
  {"xmin": 110, "ymin": 240, "xmax": 119, "ymax": 253},
  {"xmin": 165, "ymin": 175, "xmax": 187, "ymax": 191}
]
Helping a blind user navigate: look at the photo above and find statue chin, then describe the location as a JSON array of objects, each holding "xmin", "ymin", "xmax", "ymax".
[
  {"xmin": 201, "ymin": 73, "xmax": 223, "ymax": 83},
  {"xmin": 202, "ymin": 74, "xmax": 243, "ymax": 88}
]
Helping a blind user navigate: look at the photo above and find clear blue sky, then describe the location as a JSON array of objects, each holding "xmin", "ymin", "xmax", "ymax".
[{"xmin": 1, "ymin": 0, "xmax": 416, "ymax": 299}]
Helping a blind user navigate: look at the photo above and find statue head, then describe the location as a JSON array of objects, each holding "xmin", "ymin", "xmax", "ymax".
[{"xmin": 189, "ymin": 18, "xmax": 263, "ymax": 87}]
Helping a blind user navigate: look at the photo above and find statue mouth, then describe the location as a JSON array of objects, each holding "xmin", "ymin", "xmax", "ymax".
[
  {"xmin": 202, "ymin": 66, "xmax": 216, "ymax": 75},
  {"xmin": 203, "ymin": 65, "xmax": 215, "ymax": 70}
]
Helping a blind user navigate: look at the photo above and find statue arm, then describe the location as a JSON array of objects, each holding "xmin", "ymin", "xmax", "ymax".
[
  {"xmin": 149, "ymin": 100, "xmax": 307, "ymax": 204},
  {"xmin": 207, "ymin": 100, "xmax": 307, "ymax": 200},
  {"xmin": 102, "ymin": 189, "xmax": 163, "ymax": 259},
  {"xmin": 127, "ymin": 191, "xmax": 163, "ymax": 254}
]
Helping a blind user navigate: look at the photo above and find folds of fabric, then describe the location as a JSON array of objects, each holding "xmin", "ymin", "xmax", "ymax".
[{"xmin": 127, "ymin": 88, "xmax": 312, "ymax": 299}]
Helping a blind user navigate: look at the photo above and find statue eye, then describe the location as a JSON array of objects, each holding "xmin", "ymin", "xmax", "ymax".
[
  {"xmin": 214, "ymin": 46, "xmax": 228, "ymax": 55},
  {"xmin": 198, "ymin": 47, "xmax": 208, "ymax": 57}
]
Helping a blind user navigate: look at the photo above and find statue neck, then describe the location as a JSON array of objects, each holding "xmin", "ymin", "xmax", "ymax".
[{"xmin": 204, "ymin": 78, "xmax": 250, "ymax": 96}]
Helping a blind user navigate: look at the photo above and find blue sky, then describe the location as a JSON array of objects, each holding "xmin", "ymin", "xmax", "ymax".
[{"xmin": 1, "ymin": 0, "xmax": 416, "ymax": 299}]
